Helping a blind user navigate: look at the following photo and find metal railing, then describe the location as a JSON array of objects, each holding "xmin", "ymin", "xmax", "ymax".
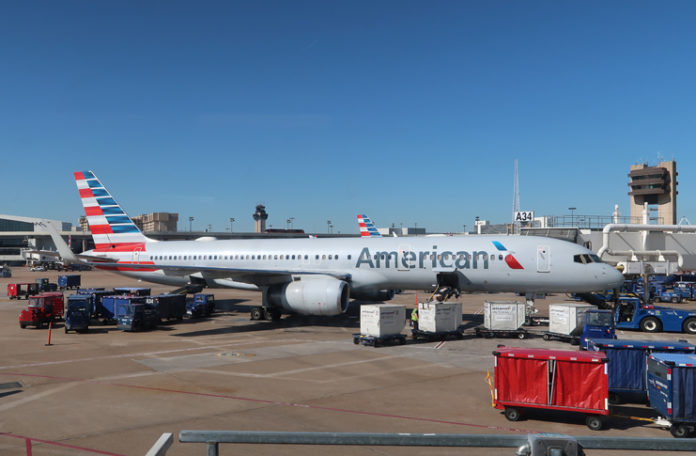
[{"xmin": 173, "ymin": 430, "xmax": 696, "ymax": 456}]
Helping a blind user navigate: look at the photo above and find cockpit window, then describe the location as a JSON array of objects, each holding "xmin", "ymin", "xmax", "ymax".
[{"xmin": 574, "ymin": 254, "xmax": 603, "ymax": 264}]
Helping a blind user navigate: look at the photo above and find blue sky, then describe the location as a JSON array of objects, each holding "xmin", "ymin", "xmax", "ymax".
[{"xmin": 2, "ymin": 1, "xmax": 696, "ymax": 234}]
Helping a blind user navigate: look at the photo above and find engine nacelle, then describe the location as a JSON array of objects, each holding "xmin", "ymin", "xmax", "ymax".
[
  {"xmin": 266, "ymin": 277, "xmax": 350, "ymax": 316},
  {"xmin": 350, "ymin": 288, "xmax": 395, "ymax": 302}
]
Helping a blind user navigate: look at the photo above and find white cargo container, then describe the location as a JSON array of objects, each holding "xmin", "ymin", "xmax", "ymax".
[
  {"xmin": 548, "ymin": 303, "xmax": 596, "ymax": 336},
  {"xmin": 360, "ymin": 304, "xmax": 406, "ymax": 338},
  {"xmin": 483, "ymin": 301, "xmax": 527, "ymax": 331},
  {"xmin": 417, "ymin": 301, "xmax": 462, "ymax": 333}
]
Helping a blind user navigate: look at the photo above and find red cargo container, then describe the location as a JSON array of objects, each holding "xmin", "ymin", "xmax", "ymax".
[
  {"xmin": 493, "ymin": 347, "xmax": 609, "ymax": 430},
  {"xmin": 7, "ymin": 283, "xmax": 39, "ymax": 300}
]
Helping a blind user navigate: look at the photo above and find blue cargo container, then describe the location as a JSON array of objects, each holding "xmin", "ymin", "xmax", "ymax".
[
  {"xmin": 76, "ymin": 289, "xmax": 112, "ymax": 317},
  {"xmin": 117, "ymin": 302, "xmax": 158, "ymax": 331},
  {"xmin": 58, "ymin": 274, "xmax": 81, "ymax": 290},
  {"xmin": 113, "ymin": 287, "xmax": 151, "ymax": 297},
  {"xmin": 647, "ymin": 352, "xmax": 696, "ymax": 437},
  {"xmin": 588, "ymin": 338, "xmax": 696, "ymax": 403},
  {"xmin": 101, "ymin": 295, "xmax": 145, "ymax": 323},
  {"xmin": 145, "ymin": 294, "xmax": 186, "ymax": 321}
]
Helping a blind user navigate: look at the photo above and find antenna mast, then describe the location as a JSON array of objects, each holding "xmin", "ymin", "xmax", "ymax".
[{"xmin": 512, "ymin": 159, "xmax": 520, "ymax": 234}]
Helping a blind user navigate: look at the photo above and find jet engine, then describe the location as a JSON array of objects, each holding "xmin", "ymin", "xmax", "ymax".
[
  {"xmin": 350, "ymin": 288, "xmax": 396, "ymax": 302},
  {"xmin": 265, "ymin": 277, "xmax": 350, "ymax": 316}
]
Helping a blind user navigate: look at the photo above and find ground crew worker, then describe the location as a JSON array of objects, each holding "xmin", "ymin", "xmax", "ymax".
[{"xmin": 411, "ymin": 307, "xmax": 418, "ymax": 331}]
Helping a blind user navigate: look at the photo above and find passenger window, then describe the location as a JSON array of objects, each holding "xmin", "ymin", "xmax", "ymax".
[
  {"xmin": 348, "ymin": 255, "xmax": 351, "ymax": 260},
  {"xmin": 280, "ymin": 255, "xmax": 284, "ymax": 260},
  {"xmin": 328, "ymin": 255, "xmax": 332, "ymax": 260},
  {"xmin": 499, "ymin": 255, "xmax": 503, "ymax": 260}
]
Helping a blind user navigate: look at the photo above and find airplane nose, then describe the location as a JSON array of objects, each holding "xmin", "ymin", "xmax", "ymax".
[{"xmin": 606, "ymin": 266, "xmax": 624, "ymax": 289}]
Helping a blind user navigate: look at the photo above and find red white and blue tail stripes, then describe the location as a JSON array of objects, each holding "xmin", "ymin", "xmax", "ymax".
[
  {"xmin": 357, "ymin": 214, "xmax": 381, "ymax": 237},
  {"xmin": 74, "ymin": 171, "xmax": 149, "ymax": 250}
]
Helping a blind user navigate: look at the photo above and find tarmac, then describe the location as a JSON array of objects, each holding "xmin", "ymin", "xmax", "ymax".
[{"xmin": 2, "ymin": 268, "xmax": 696, "ymax": 455}]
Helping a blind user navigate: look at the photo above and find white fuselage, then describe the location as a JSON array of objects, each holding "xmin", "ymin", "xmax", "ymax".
[{"xmin": 87, "ymin": 234, "xmax": 624, "ymax": 294}]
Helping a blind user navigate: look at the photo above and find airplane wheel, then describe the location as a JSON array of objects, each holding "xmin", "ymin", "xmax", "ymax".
[
  {"xmin": 683, "ymin": 318, "xmax": 696, "ymax": 335},
  {"xmin": 640, "ymin": 317, "xmax": 662, "ymax": 333},
  {"xmin": 250, "ymin": 307, "xmax": 263, "ymax": 321}
]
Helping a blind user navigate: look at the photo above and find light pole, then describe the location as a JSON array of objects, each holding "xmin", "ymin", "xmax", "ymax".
[
  {"xmin": 327, "ymin": 220, "xmax": 331, "ymax": 234},
  {"xmin": 286, "ymin": 217, "xmax": 294, "ymax": 230},
  {"xmin": 229, "ymin": 217, "xmax": 235, "ymax": 232},
  {"xmin": 568, "ymin": 207, "xmax": 576, "ymax": 227},
  {"xmin": 188, "ymin": 216, "xmax": 194, "ymax": 232}
]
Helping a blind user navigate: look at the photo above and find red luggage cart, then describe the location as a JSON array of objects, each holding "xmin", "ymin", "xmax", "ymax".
[{"xmin": 493, "ymin": 347, "xmax": 609, "ymax": 430}]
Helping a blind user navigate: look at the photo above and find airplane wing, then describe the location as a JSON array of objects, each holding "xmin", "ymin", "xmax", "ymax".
[{"xmin": 83, "ymin": 259, "xmax": 351, "ymax": 286}]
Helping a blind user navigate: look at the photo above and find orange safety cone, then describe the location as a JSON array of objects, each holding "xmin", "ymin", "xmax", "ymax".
[{"xmin": 45, "ymin": 321, "xmax": 53, "ymax": 346}]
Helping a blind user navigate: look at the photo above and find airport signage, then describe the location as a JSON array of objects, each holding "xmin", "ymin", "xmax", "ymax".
[{"xmin": 514, "ymin": 211, "xmax": 534, "ymax": 223}]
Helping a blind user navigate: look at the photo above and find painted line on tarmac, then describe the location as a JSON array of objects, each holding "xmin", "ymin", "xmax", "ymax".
[
  {"xmin": 0, "ymin": 382, "xmax": 76, "ymax": 412},
  {"xmin": 0, "ymin": 432, "xmax": 125, "ymax": 456},
  {"xmin": 434, "ymin": 341, "xmax": 446, "ymax": 350},
  {"xmin": 1, "ymin": 371, "xmax": 539, "ymax": 434},
  {"xmin": 0, "ymin": 337, "xmax": 307, "ymax": 371}
]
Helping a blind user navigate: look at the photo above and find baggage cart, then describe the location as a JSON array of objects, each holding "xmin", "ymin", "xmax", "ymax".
[
  {"xmin": 58, "ymin": 274, "xmax": 81, "ymax": 290},
  {"xmin": 412, "ymin": 301, "xmax": 463, "ymax": 341},
  {"xmin": 588, "ymin": 338, "xmax": 696, "ymax": 404},
  {"xmin": 352, "ymin": 333, "xmax": 406, "ymax": 347},
  {"xmin": 477, "ymin": 301, "xmax": 528, "ymax": 339},
  {"xmin": 117, "ymin": 302, "xmax": 158, "ymax": 332},
  {"xmin": 493, "ymin": 347, "xmax": 610, "ymax": 430},
  {"xmin": 7, "ymin": 282, "xmax": 39, "ymax": 300},
  {"xmin": 356, "ymin": 304, "xmax": 406, "ymax": 347},
  {"xmin": 647, "ymin": 352, "xmax": 696, "ymax": 437},
  {"xmin": 544, "ymin": 303, "xmax": 596, "ymax": 344},
  {"xmin": 146, "ymin": 294, "xmax": 186, "ymax": 321}
]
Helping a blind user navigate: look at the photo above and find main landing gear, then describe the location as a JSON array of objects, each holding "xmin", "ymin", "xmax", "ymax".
[{"xmin": 250, "ymin": 306, "xmax": 281, "ymax": 321}]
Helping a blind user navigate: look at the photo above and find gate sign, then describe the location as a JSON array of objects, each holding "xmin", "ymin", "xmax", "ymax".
[{"xmin": 514, "ymin": 211, "xmax": 534, "ymax": 223}]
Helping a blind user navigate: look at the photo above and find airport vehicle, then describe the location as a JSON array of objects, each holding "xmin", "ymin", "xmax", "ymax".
[
  {"xmin": 100, "ymin": 295, "xmax": 145, "ymax": 323},
  {"xmin": 357, "ymin": 214, "xmax": 382, "ymax": 237},
  {"xmin": 588, "ymin": 338, "xmax": 696, "ymax": 404},
  {"xmin": 7, "ymin": 282, "xmax": 39, "ymax": 300},
  {"xmin": 145, "ymin": 293, "xmax": 186, "ymax": 321},
  {"xmin": 75, "ymin": 288, "xmax": 111, "ymax": 317},
  {"xmin": 615, "ymin": 296, "xmax": 696, "ymax": 334},
  {"xmin": 30, "ymin": 266, "xmax": 46, "ymax": 272},
  {"xmin": 58, "ymin": 171, "xmax": 624, "ymax": 320},
  {"xmin": 674, "ymin": 281, "xmax": 696, "ymax": 301},
  {"xmin": 19, "ymin": 293, "xmax": 64, "ymax": 328},
  {"xmin": 186, "ymin": 293, "xmax": 215, "ymax": 318},
  {"xmin": 493, "ymin": 347, "xmax": 610, "ymax": 430},
  {"xmin": 58, "ymin": 274, "xmax": 81, "ymax": 290},
  {"xmin": 116, "ymin": 302, "xmax": 158, "ymax": 331},
  {"xmin": 64, "ymin": 295, "xmax": 91, "ymax": 333},
  {"xmin": 647, "ymin": 353, "xmax": 696, "ymax": 437}
]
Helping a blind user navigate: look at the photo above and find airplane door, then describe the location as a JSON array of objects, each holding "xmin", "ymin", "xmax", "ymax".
[
  {"xmin": 132, "ymin": 247, "xmax": 142, "ymax": 263},
  {"xmin": 537, "ymin": 245, "xmax": 550, "ymax": 273}
]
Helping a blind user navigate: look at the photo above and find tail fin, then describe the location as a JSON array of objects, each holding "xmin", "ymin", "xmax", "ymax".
[
  {"xmin": 74, "ymin": 171, "xmax": 150, "ymax": 250},
  {"xmin": 357, "ymin": 214, "xmax": 381, "ymax": 237}
]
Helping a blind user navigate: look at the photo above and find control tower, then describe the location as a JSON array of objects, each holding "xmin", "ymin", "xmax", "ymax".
[
  {"xmin": 253, "ymin": 204, "xmax": 268, "ymax": 233},
  {"xmin": 628, "ymin": 161, "xmax": 678, "ymax": 225}
]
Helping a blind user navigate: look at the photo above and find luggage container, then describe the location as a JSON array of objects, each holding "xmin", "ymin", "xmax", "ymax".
[
  {"xmin": 64, "ymin": 295, "xmax": 91, "ymax": 333},
  {"xmin": 113, "ymin": 287, "xmax": 151, "ymax": 297},
  {"xmin": 477, "ymin": 301, "xmax": 528, "ymax": 339},
  {"xmin": 187, "ymin": 293, "xmax": 215, "ymax": 318},
  {"xmin": 544, "ymin": 303, "xmax": 596, "ymax": 344},
  {"xmin": 588, "ymin": 338, "xmax": 696, "ymax": 404},
  {"xmin": 493, "ymin": 347, "xmax": 610, "ymax": 430},
  {"xmin": 58, "ymin": 274, "xmax": 81, "ymax": 290},
  {"xmin": 146, "ymin": 294, "xmax": 186, "ymax": 321},
  {"xmin": 647, "ymin": 353, "xmax": 696, "ymax": 437},
  {"xmin": 117, "ymin": 302, "xmax": 158, "ymax": 332},
  {"xmin": 77, "ymin": 289, "xmax": 112, "ymax": 318},
  {"xmin": 101, "ymin": 295, "xmax": 144, "ymax": 323},
  {"xmin": 353, "ymin": 304, "xmax": 406, "ymax": 346},
  {"xmin": 7, "ymin": 282, "xmax": 39, "ymax": 300},
  {"xmin": 411, "ymin": 301, "xmax": 463, "ymax": 341}
]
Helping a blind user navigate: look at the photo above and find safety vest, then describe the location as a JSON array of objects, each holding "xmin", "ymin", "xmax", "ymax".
[{"xmin": 411, "ymin": 308, "xmax": 418, "ymax": 321}]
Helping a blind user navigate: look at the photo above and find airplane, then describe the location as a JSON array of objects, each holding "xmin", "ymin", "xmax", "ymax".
[{"xmin": 69, "ymin": 170, "xmax": 624, "ymax": 320}]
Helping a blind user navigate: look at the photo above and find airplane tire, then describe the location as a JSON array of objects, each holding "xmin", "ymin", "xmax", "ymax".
[
  {"xmin": 640, "ymin": 317, "xmax": 662, "ymax": 333},
  {"xmin": 683, "ymin": 318, "xmax": 696, "ymax": 334},
  {"xmin": 250, "ymin": 307, "xmax": 263, "ymax": 321}
]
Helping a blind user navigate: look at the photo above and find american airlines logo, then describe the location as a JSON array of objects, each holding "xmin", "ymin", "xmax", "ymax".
[{"xmin": 355, "ymin": 242, "xmax": 524, "ymax": 270}]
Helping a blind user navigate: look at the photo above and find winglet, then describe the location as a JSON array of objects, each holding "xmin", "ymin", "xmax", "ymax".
[{"xmin": 34, "ymin": 221, "xmax": 78, "ymax": 264}]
